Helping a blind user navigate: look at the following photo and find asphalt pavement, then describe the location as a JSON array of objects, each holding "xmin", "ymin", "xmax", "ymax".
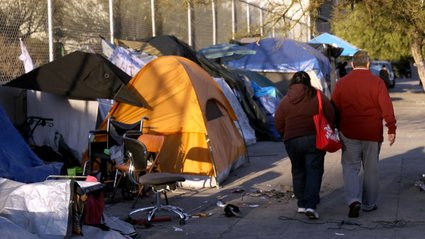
[{"xmin": 105, "ymin": 77, "xmax": 425, "ymax": 239}]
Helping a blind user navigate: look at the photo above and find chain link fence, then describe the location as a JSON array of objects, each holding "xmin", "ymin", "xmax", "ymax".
[
  {"xmin": 0, "ymin": 0, "xmax": 310, "ymax": 122},
  {"xmin": 0, "ymin": 0, "xmax": 310, "ymax": 84}
]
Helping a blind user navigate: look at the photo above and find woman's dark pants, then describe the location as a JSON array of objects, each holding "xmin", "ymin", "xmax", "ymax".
[{"xmin": 285, "ymin": 135, "xmax": 325, "ymax": 209}]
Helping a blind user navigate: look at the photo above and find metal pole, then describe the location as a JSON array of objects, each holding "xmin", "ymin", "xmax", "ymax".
[
  {"xmin": 246, "ymin": 2, "xmax": 250, "ymax": 34},
  {"xmin": 308, "ymin": 9, "xmax": 312, "ymax": 41},
  {"xmin": 187, "ymin": 1, "xmax": 192, "ymax": 46},
  {"xmin": 151, "ymin": 0, "xmax": 156, "ymax": 37},
  {"xmin": 47, "ymin": 0, "xmax": 53, "ymax": 62},
  {"xmin": 260, "ymin": 8, "xmax": 263, "ymax": 36},
  {"xmin": 212, "ymin": 0, "xmax": 216, "ymax": 45},
  {"xmin": 231, "ymin": 0, "xmax": 235, "ymax": 39},
  {"xmin": 109, "ymin": 0, "xmax": 114, "ymax": 43},
  {"xmin": 205, "ymin": 134, "xmax": 219, "ymax": 188}
]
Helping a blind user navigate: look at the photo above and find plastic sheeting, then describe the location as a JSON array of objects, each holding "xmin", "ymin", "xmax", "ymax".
[
  {"xmin": 248, "ymin": 81, "xmax": 281, "ymax": 140},
  {"xmin": 0, "ymin": 178, "xmax": 72, "ymax": 237},
  {"xmin": 250, "ymin": 81, "xmax": 280, "ymax": 115},
  {"xmin": 108, "ymin": 47, "xmax": 156, "ymax": 77},
  {"xmin": 0, "ymin": 215, "xmax": 134, "ymax": 239},
  {"xmin": 102, "ymin": 38, "xmax": 157, "ymax": 77},
  {"xmin": 0, "ymin": 178, "xmax": 136, "ymax": 239},
  {"xmin": 0, "ymin": 105, "xmax": 63, "ymax": 183}
]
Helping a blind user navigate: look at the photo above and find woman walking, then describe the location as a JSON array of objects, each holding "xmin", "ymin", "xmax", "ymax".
[{"xmin": 274, "ymin": 71, "xmax": 335, "ymax": 219}]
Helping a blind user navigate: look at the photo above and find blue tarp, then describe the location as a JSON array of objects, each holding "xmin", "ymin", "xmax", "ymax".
[
  {"xmin": 232, "ymin": 69, "xmax": 283, "ymax": 98},
  {"xmin": 309, "ymin": 33, "xmax": 359, "ymax": 57},
  {"xmin": 225, "ymin": 38, "xmax": 331, "ymax": 85},
  {"xmin": 250, "ymin": 81, "xmax": 282, "ymax": 140},
  {"xmin": 0, "ymin": 105, "xmax": 63, "ymax": 183},
  {"xmin": 231, "ymin": 69, "xmax": 283, "ymax": 141}
]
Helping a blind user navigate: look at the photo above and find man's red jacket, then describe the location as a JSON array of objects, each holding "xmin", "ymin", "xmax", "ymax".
[{"xmin": 332, "ymin": 68, "xmax": 397, "ymax": 142}]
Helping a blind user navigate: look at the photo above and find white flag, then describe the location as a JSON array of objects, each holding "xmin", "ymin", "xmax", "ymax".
[{"xmin": 18, "ymin": 38, "xmax": 34, "ymax": 73}]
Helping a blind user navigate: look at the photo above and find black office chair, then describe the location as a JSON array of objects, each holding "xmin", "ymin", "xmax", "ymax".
[
  {"xmin": 122, "ymin": 135, "xmax": 188, "ymax": 227},
  {"xmin": 113, "ymin": 131, "xmax": 163, "ymax": 206}
]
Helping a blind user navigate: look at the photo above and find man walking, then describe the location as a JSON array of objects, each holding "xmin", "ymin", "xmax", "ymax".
[
  {"xmin": 379, "ymin": 65, "xmax": 391, "ymax": 89},
  {"xmin": 331, "ymin": 51, "xmax": 397, "ymax": 218}
]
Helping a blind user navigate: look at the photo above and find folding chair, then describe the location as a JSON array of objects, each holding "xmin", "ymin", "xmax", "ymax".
[{"xmin": 83, "ymin": 116, "xmax": 144, "ymax": 189}]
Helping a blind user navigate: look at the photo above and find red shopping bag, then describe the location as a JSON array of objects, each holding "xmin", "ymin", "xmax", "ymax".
[{"xmin": 313, "ymin": 90, "xmax": 341, "ymax": 152}]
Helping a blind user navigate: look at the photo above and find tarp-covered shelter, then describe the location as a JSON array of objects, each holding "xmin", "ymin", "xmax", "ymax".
[
  {"xmin": 100, "ymin": 56, "xmax": 247, "ymax": 188},
  {"xmin": 0, "ymin": 105, "xmax": 63, "ymax": 183},
  {"xmin": 5, "ymin": 51, "xmax": 144, "ymax": 107},
  {"xmin": 225, "ymin": 38, "xmax": 332, "ymax": 96},
  {"xmin": 309, "ymin": 33, "xmax": 359, "ymax": 57},
  {"xmin": 4, "ymin": 51, "xmax": 151, "ymax": 160},
  {"xmin": 232, "ymin": 69, "xmax": 283, "ymax": 140},
  {"xmin": 232, "ymin": 69, "xmax": 283, "ymax": 97}
]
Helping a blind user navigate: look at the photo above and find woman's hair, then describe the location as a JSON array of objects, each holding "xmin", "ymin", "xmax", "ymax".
[
  {"xmin": 289, "ymin": 71, "xmax": 315, "ymax": 97},
  {"xmin": 290, "ymin": 71, "xmax": 311, "ymax": 86}
]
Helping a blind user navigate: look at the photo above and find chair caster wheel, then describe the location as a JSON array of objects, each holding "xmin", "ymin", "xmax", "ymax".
[
  {"xmin": 179, "ymin": 218, "xmax": 186, "ymax": 225},
  {"xmin": 124, "ymin": 216, "xmax": 133, "ymax": 223},
  {"xmin": 144, "ymin": 221, "xmax": 152, "ymax": 228}
]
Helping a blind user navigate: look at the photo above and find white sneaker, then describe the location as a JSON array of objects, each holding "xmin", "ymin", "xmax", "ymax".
[
  {"xmin": 297, "ymin": 207, "xmax": 306, "ymax": 213},
  {"xmin": 305, "ymin": 208, "xmax": 319, "ymax": 219}
]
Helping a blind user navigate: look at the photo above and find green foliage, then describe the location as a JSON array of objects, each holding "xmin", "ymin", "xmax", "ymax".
[{"xmin": 331, "ymin": 2, "xmax": 411, "ymax": 61}]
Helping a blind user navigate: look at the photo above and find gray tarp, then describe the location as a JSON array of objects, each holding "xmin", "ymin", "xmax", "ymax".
[
  {"xmin": 0, "ymin": 178, "xmax": 72, "ymax": 237},
  {"xmin": 0, "ymin": 178, "xmax": 135, "ymax": 239}
]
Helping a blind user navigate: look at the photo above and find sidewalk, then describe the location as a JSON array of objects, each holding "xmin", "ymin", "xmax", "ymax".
[{"xmin": 105, "ymin": 78, "xmax": 425, "ymax": 239}]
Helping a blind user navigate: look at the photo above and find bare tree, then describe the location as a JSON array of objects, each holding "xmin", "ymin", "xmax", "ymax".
[
  {"xmin": 53, "ymin": 0, "xmax": 110, "ymax": 53},
  {"xmin": 0, "ymin": 0, "xmax": 47, "ymax": 81},
  {"xmin": 0, "ymin": 0, "xmax": 47, "ymax": 40},
  {"xmin": 246, "ymin": 0, "xmax": 323, "ymax": 40}
]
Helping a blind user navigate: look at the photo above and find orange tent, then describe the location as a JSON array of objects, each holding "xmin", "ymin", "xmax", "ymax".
[{"xmin": 101, "ymin": 56, "xmax": 247, "ymax": 188}]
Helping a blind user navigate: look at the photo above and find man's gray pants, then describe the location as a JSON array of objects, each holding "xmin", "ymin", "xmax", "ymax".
[{"xmin": 340, "ymin": 133, "xmax": 382, "ymax": 211}]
